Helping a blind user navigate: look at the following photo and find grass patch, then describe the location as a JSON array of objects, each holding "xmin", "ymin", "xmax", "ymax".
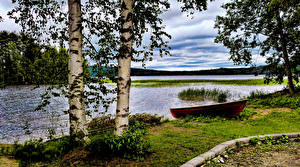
[
  {"xmin": 132, "ymin": 82, "xmax": 189, "ymax": 87},
  {"xmin": 248, "ymin": 86, "xmax": 300, "ymax": 109},
  {"xmin": 144, "ymin": 109, "xmax": 300, "ymax": 166},
  {"xmin": 178, "ymin": 88, "xmax": 229, "ymax": 102},
  {"xmin": 130, "ymin": 78, "xmax": 291, "ymax": 87}
]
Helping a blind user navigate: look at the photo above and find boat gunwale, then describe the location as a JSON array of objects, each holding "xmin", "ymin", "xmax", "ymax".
[{"xmin": 170, "ymin": 99, "xmax": 248, "ymax": 110}]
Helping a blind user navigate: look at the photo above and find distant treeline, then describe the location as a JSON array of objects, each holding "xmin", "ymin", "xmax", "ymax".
[
  {"xmin": 130, "ymin": 66, "xmax": 266, "ymax": 76},
  {"xmin": 0, "ymin": 31, "xmax": 90, "ymax": 87}
]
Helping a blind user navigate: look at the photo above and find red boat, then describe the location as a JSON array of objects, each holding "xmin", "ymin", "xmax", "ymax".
[{"xmin": 170, "ymin": 100, "xmax": 247, "ymax": 118}]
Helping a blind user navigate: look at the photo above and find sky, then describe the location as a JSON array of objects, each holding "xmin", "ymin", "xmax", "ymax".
[{"xmin": 0, "ymin": 0, "xmax": 266, "ymax": 71}]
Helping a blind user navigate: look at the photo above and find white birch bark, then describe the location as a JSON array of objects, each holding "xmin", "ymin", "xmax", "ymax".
[
  {"xmin": 115, "ymin": 0, "xmax": 134, "ymax": 136},
  {"xmin": 68, "ymin": 0, "xmax": 88, "ymax": 141}
]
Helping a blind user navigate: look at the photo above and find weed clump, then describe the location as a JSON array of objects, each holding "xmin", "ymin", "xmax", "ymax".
[
  {"xmin": 87, "ymin": 122, "xmax": 151, "ymax": 160},
  {"xmin": 11, "ymin": 136, "xmax": 77, "ymax": 166},
  {"xmin": 178, "ymin": 88, "xmax": 230, "ymax": 103}
]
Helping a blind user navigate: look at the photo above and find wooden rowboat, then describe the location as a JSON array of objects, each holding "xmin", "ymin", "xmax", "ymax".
[{"xmin": 170, "ymin": 100, "xmax": 247, "ymax": 118}]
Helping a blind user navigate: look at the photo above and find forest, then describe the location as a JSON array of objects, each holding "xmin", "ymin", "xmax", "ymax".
[{"xmin": 0, "ymin": 31, "xmax": 90, "ymax": 87}]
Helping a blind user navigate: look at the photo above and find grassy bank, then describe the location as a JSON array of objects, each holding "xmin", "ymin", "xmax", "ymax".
[
  {"xmin": 1, "ymin": 89, "xmax": 299, "ymax": 166},
  {"xmin": 2, "ymin": 107, "xmax": 298, "ymax": 166},
  {"xmin": 132, "ymin": 78, "xmax": 289, "ymax": 87}
]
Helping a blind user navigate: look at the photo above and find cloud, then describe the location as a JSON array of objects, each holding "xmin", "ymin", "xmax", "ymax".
[
  {"xmin": 0, "ymin": 0, "xmax": 14, "ymax": 10},
  {"xmin": 1, "ymin": 0, "xmax": 265, "ymax": 71},
  {"xmin": 0, "ymin": 0, "xmax": 21, "ymax": 32},
  {"xmin": 132, "ymin": 0, "xmax": 267, "ymax": 71}
]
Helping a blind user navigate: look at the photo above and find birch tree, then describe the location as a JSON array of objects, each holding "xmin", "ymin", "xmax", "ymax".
[
  {"xmin": 114, "ymin": 0, "xmax": 213, "ymax": 135},
  {"xmin": 114, "ymin": 0, "xmax": 134, "ymax": 136},
  {"xmin": 8, "ymin": 0, "xmax": 213, "ymax": 138},
  {"xmin": 9, "ymin": 0, "xmax": 90, "ymax": 142},
  {"xmin": 68, "ymin": 0, "xmax": 89, "ymax": 141}
]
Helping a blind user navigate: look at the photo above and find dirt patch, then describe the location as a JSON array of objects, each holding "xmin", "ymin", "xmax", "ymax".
[
  {"xmin": 205, "ymin": 141, "xmax": 300, "ymax": 167},
  {"xmin": 0, "ymin": 156, "xmax": 18, "ymax": 167},
  {"xmin": 261, "ymin": 151, "xmax": 300, "ymax": 167},
  {"xmin": 252, "ymin": 107, "xmax": 294, "ymax": 119},
  {"xmin": 60, "ymin": 148, "xmax": 90, "ymax": 167}
]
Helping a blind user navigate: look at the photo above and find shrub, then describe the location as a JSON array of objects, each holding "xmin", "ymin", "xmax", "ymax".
[
  {"xmin": 12, "ymin": 136, "xmax": 75, "ymax": 165},
  {"xmin": 87, "ymin": 122, "xmax": 151, "ymax": 160},
  {"xmin": 13, "ymin": 139, "xmax": 45, "ymax": 164},
  {"xmin": 43, "ymin": 136, "xmax": 74, "ymax": 161}
]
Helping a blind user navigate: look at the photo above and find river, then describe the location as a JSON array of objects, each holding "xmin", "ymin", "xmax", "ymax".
[{"xmin": 0, "ymin": 75, "xmax": 285, "ymax": 143}]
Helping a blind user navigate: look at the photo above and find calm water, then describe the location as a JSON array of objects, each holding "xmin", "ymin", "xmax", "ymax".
[{"xmin": 0, "ymin": 75, "xmax": 284, "ymax": 143}]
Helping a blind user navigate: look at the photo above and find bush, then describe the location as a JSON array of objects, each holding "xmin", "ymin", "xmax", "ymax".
[
  {"xmin": 87, "ymin": 122, "xmax": 151, "ymax": 160},
  {"xmin": 13, "ymin": 139, "xmax": 45, "ymax": 165},
  {"xmin": 12, "ymin": 136, "xmax": 75, "ymax": 166},
  {"xmin": 43, "ymin": 136, "xmax": 75, "ymax": 161}
]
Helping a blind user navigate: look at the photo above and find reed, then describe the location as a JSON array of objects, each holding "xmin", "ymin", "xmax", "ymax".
[{"xmin": 178, "ymin": 88, "xmax": 230, "ymax": 102}]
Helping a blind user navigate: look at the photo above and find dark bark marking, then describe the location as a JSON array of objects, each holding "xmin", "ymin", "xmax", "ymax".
[
  {"xmin": 119, "ymin": 124, "xmax": 128, "ymax": 128},
  {"xmin": 72, "ymin": 23, "xmax": 82, "ymax": 33},
  {"xmin": 125, "ymin": 79, "xmax": 131, "ymax": 89},
  {"xmin": 70, "ymin": 49, "xmax": 79, "ymax": 54},
  {"xmin": 71, "ymin": 37, "xmax": 79, "ymax": 42},
  {"xmin": 121, "ymin": 1, "xmax": 127, "ymax": 10},
  {"xmin": 70, "ymin": 105, "xmax": 78, "ymax": 110},
  {"xmin": 120, "ymin": 112, "xmax": 129, "ymax": 118}
]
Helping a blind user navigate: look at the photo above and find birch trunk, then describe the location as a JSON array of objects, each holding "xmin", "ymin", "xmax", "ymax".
[
  {"xmin": 115, "ymin": 0, "xmax": 134, "ymax": 136},
  {"xmin": 68, "ymin": 0, "xmax": 88, "ymax": 141},
  {"xmin": 276, "ymin": 10, "xmax": 295, "ymax": 95}
]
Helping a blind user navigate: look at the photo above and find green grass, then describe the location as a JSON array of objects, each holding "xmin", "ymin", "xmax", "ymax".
[
  {"xmin": 1, "ymin": 107, "xmax": 299, "ymax": 167},
  {"xmin": 178, "ymin": 88, "xmax": 229, "ymax": 102},
  {"xmin": 144, "ymin": 109, "xmax": 300, "ymax": 166},
  {"xmin": 131, "ymin": 78, "xmax": 288, "ymax": 87},
  {"xmin": 248, "ymin": 87, "xmax": 300, "ymax": 109}
]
